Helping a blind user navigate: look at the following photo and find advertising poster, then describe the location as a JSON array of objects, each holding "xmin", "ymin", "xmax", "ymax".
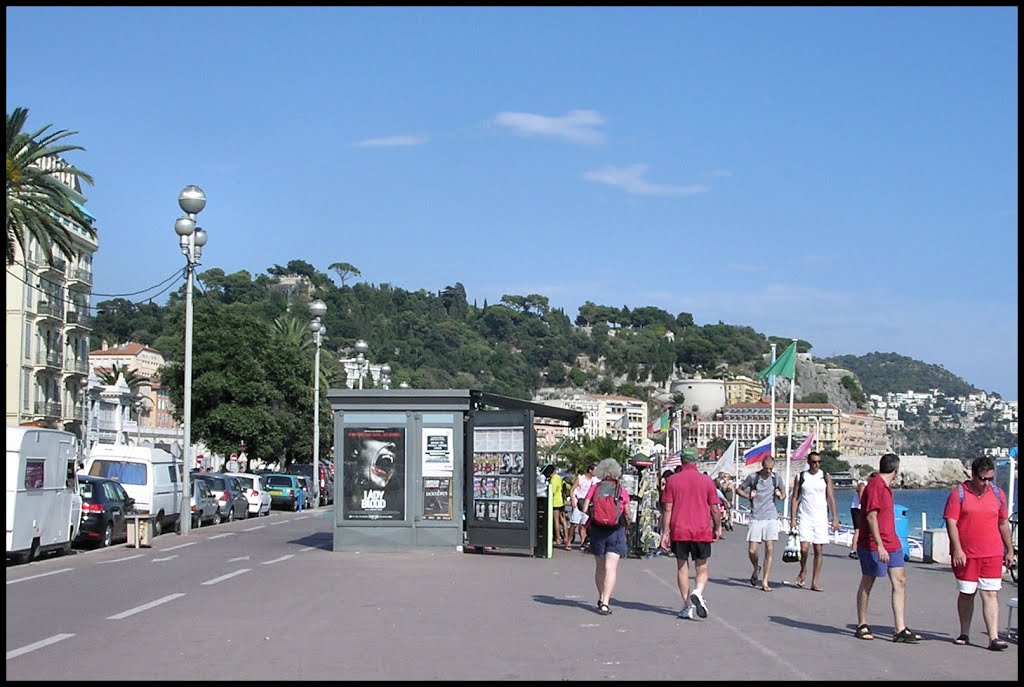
[
  {"xmin": 422, "ymin": 427, "xmax": 454, "ymax": 477},
  {"xmin": 422, "ymin": 477, "xmax": 452, "ymax": 520},
  {"xmin": 342, "ymin": 427, "xmax": 406, "ymax": 521},
  {"xmin": 471, "ymin": 426, "xmax": 526, "ymax": 526}
]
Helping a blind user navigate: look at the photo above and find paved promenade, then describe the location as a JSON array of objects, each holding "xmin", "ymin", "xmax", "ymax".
[{"xmin": 316, "ymin": 526, "xmax": 1017, "ymax": 681}]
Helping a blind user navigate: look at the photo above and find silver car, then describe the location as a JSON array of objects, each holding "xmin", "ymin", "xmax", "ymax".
[
  {"xmin": 194, "ymin": 473, "xmax": 248, "ymax": 522},
  {"xmin": 189, "ymin": 477, "xmax": 221, "ymax": 528}
]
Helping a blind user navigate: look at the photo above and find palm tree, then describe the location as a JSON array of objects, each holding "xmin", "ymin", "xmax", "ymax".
[
  {"xmin": 6, "ymin": 107, "xmax": 95, "ymax": 265},
  {"xmin": 97, "ymin": 362, "xmax": 149, "ymax": 391}
]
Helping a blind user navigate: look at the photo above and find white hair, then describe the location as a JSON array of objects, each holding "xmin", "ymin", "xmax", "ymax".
[{"xmin": 594, "ymin": 458, "xmax": 622, "ymax": 481}]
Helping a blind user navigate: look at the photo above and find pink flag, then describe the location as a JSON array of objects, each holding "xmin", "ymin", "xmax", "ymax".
[{"xmin": 791, "ymin": 432, "xmax": 815, "ymax": 462}]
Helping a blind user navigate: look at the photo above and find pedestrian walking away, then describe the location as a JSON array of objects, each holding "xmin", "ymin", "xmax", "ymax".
[
  {"xmin": 789, "ymin": 451, "xmax": 840, "ymax": 591},
  {"xmin": 849, "ymin": 479, "xmax": 867, "ymax": 558},
  {"xmin": 580, "ymin": 458, "xmax": 631, "ymax": 616},
  {"xmin": 736, "ymin": 454, "xmax": 785, "ymax": 592},
  {"xmin": 943, "ymin": 456, "xmax": 1015, "ymax": 651},
  {"xmin": 854, "ymin": 453, "xmax": 922, "ymax": 643},
  {"xmin": 542, "ymin": 465, "xmax": 569, "ymax": 550},
  {"xmin": 660, "ymin": 449, "xmax": 721, "ymax": 620}
]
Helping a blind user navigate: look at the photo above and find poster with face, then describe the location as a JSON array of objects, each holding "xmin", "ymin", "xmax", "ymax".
[{"xmin": 342, "ymin": 427, "xmax": 406, "ymax": 521}]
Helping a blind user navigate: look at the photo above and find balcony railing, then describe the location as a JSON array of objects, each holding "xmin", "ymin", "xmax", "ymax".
[
  {"xmin": 36, "ymin": 300, "xmax": 65, "ymax": 319},
  {"xmin": 34, "ymin": 400, "xmax": 62, "ymax": 417},
  {"xmin": 69, "ymin": 359, "xmax": 90, "ymax": 374},
  {"xmin": 68, "ymin": 267, "xmax": 93, "ymax": 285},
  {"xmin": 66, "ymin": 310, "xmax": 93, "ymax": 327},
  {"xmin": 29, "ymin": 255, "xmax": 67, "ymax": 273},
  {"xmin": 36, "ymin": 349, "xmax": 63, "ymax": 369}
]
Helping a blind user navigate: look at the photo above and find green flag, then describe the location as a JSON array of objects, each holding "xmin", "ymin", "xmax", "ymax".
[
  {"xmin": 660, "ymin": 411, "xmax": 671, "ymax": 432},
  {"xmin": 757, "ymin": 341, "xmax": 797, "ymax": 380}
]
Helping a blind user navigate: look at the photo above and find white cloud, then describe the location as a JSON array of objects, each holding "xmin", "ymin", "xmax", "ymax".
[
  {"xmin": 352, "ymin": 135, "xmax": 429, "ymax": 147},
  {"xmin": 493, "ymin": 109, "xmax": 606, "ymax": 145},
  {"xmin": 583, "ymin": 164, "xmax": 710, "ymax": 197}
]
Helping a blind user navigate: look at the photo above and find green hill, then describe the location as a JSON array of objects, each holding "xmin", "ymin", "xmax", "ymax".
[{"xmin": 821, "ymin": 352, "xmax": 982, "ymax": 398}]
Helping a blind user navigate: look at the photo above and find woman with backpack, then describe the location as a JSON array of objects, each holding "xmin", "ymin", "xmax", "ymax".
[{"xmin": 580, "ymin": 458, "xmax": 632, "ymax": 616}]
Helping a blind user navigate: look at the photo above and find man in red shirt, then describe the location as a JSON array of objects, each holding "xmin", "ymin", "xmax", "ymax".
[
  {"xmin": 853, "ymin": 453, "xmax": 921, "ymax": 643},
  {"xmin": 943, "ymin": 456, "xmax": 1014, "ymax": 651},
  {"xmin": 660, "ymin": 451, "xmax": 721, "ymax": 620}
]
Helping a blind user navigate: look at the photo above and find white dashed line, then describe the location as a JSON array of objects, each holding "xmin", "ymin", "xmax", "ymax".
[
  {"xmin": 97, "ymin": 554, "xmax": 145, "ymax": 565},
  {"xmin": 242, "ymin": 525, "xmax": 265, "ymax": 532},
  {"xmin": 208, "ymin": 532, "xmax": 236, "ymax": 540},
  {"xmin": 160, "ymin": 542, "xmax": 198, "ymax": 552},
  {"xmin": 6, "ymin": 568, "xmax": 74, "ymax": 584},
  {"xmin": 108, "ymin": 593, "xmax": 185, "ymax": 620},
  {"xmin": 7, "ymin": 633, "xmax": 75, "ymax": 660},
  {"xmin": 262, "ymin": 555, "xmax": 294, "ymax": 565},
  {"xmin": 201, "ymin": 569, "xmax": 251, "ymax": 585},
  {"xmin": 152, "ymin": 555, "xmax": 179, "ymax": 562}
]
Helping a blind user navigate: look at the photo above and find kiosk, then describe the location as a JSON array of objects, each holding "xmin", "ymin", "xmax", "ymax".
[{"xmin": 327, "ymin": 389, "xmax": 583, "ymax": 553}]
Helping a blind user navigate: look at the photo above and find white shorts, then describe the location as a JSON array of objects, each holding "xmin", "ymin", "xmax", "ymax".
[
  {"xmin": 747, "ymin": 518, "xmax": 780, "ymax": 542},
  {"xmin": 797, "ymin": 518, "xmax": 830, "ymax": 545},
  {"xmin": 955, "ymin": 577, "xmax": 1002, "ymax": 594}
]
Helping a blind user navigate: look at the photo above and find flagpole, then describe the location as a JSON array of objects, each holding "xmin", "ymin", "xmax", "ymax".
[
  {"xmin": 782, "ymin": 339, "xmax": 797, "ymax": 522},
  {"xmin": 768, "ymin": 342, "xmax": 777, "ymax": 468},
  {"xmin": 731, "ymin": 440, "xmax": 739, "ymax": 511}
]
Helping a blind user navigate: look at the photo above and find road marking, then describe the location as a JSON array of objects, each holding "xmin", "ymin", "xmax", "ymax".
[
  {"xmin": 294, "ymin": 515, "xmax": 310, "ymax": 520},
  {"xmin": 262, "ymin": 555, "xmax": 294, "ymax": 565},
  {"xmin": 242, "ymin": 525, "xmax": 265, "ymax": 532},
  {"xmin": 640, "ymin": 568, "xmax": 812, "ymax": 680},
  {"xmin": 228, "ymin": 555, "xmax": 251, "ymax": 562},
  {"xmin": 202, "ymin": 569, "xmax": 251, "ymax": 585},
  {"xmin": 97, "ymin": 554, "xmax": 145, "ymax": 565},
  {"xmin": 152, "ymin": 555, "xmax": 178, "ymax": 562},
  {"xmin": 6, "ymin": 568, "xmax": 74, "ymax": 584},
  {"xmin": 268, "ymin": 521, "xmax": 287, "ymax": 526},
  {"xmin": 297, "ymin": 547, "xmax": 315, "ymax": 552},
  {"xmin": 208, "ymin": 532, "xmax": 236, "ymax": 540},
  {"xmin": 108, "ymin": 593, "xmax": 185, "ymax": 620},
  {"xmin": 6, "ymin": 633, "xmax": 75, "ymax": 660},
  {"xmin": 161, "ymin": 542, "xmax": 198, "ymax": 552}
]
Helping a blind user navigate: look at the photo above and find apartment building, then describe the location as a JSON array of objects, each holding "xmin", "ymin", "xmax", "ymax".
[
  {"xmin": 540, "ymin": 393, "xmax": 649, "ymax": 452},
  {"xmin": 686, "ymin": 402, "xmax": 843, "ymax": 454},
  {"xmin": 5, "ymin": 159, "xmax": 98, "ymax": 442}
]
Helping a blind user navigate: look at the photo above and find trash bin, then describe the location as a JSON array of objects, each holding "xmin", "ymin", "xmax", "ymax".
[
  {"xmin": 894, "ymin": 504, "xmax": 909, "ymax": 561},
  {"xmin": 126, "ymin": 514, "xmax": 153, "ymax": 548}
]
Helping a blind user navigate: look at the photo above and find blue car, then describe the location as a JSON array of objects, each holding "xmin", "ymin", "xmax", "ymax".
[{"xmin": 264, "ymin": 474, "xmax": 305, "ymax": 511}]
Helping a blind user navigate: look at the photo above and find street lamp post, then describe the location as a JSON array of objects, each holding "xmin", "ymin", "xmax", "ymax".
[
  {"xmin": 354, "ymin": 339, "xmax": 369, "ymax": 389},
  {"xmin": 309, "ymin": 299, "xmax": 327, "ymax": 507},
  {"xmin": 810, "ymin": 415, "xmax": 821, "ymax": 452},
  {"xmin": 173, "ymin": 184, "xmax": 207, "ymax": 536},
  {"xmin": 380, "ymin": 363, "xmax": 391, "ymax": 390}
]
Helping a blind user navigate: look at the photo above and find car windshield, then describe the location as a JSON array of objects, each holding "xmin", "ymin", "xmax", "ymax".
[
  {"xmin": 89, "ymin": 460, "xmax": 147, "ymax": 485},
  {"xmin": 235, "ymin": 476, "xmax": 254, "ymax": 489},
  {"xmin": 266, "ymin": 476, "xmax": 293, "ymax": 487},
  {"xmin": 204, "ymin": 477, "xmax": 226, "ymax": 491}
]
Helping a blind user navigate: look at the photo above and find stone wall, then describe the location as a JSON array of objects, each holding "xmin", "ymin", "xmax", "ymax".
[{"xmin": 838, "ymin": 454, "xmax": 969, "ymax": 489}]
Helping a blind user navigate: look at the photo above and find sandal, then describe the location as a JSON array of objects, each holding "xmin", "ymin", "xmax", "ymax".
[
  {"xmin": 855, "ymin": 624, "xmax": 875, "ymax": 641},
  {"xmin": 987, "ymin": 638, "xmax": 1008, "ymax": 651},
  {"xmin": 750, "ymin": 566, "xmax": 761, "ymax": 587},
  {"xmin": 953, "ymin": 634, "xmax": 970, "ymax": 646},
  {"xmin": 893, "ymin": 628, "xmax": 922, "ymax": 643},
  {"xmin": 597, "ymin": 602, "xmax": 612, "ymax": 616}
]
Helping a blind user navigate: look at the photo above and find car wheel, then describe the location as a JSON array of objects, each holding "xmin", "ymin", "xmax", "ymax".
[
  {"xmin": 101, "ymin": 523, "xmax": 114, "ymax": 548},
  {"xmin": 194, "ymin": 513, "xmax": 203, "ymax": 529},
  {"xmin": 153, "ymin": 513, "xmax": 164, "ymax": 538},
  {"xmin": 212, "ymin": 510, "xmax": 222, "ymax": 526},
  {"xmin": 226, "ymin": 509, "xmax": 234, "ymax": 523},
  {"xmin": 292, "ymin": 498, "xmax": 299, "ymax": 512}
]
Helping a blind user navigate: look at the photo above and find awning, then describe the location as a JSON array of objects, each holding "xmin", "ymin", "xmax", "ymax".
[{"xmin": 71, "ymin": 200, "xmax": 97, "ymax": 223}]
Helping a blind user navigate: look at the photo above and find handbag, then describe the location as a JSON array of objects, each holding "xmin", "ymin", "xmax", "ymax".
[{"xmin": 782, "ymin": 533, "xmax": 801, "ymax": 563}]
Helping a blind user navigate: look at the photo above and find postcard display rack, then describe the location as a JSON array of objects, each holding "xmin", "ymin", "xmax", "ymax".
[{"xmin": 465, "ymin": 410, "xmax": 537, "ymax": 552}]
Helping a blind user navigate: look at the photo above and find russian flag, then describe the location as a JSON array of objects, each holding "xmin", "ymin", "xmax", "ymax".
[{"xmin": 743, "ymin": 436, "xmax": 773, "ymax": 465}]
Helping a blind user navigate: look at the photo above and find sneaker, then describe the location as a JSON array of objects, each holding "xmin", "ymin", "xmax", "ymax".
[
  {"xmin": 677, "ymin": 606, "xmax": 695, "ymax": 620},
  {"xmin": 689, "ymin": 591, "xmax": 708, "ymax": 619}
]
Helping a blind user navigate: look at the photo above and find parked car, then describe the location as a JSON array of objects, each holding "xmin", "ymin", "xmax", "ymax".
[
  {"xmin": 285, "ymin": 462, "xmax": 334, "ymax": 506},
  {"xmin": 297, "ymin": 476, "xmax": 314, "ymax": 509},
  {"xmin": 76, "ymin": 475, "xmax": 135, "ymax": 548},
  {"xmin": 193, "ymin": 473, "xmax": 248, "ymax": 522},
  {"xmin": 225, "ymin": 472, "xmax": 272, "ymax": 517},
  {"xmin": 188, "ymin": 478, "xmax": 221, "ymax": 528},
  {"xmin": 264, "ymin": 474, "xmax": 305, "ymax": 511}
]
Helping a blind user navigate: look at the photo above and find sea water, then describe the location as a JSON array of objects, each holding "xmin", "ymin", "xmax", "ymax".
[{"xmin": 833, "ymin": 487, "xmax": 1019, "ymax": 536}]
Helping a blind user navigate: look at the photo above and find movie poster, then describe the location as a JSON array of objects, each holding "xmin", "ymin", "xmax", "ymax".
[
  {"xmin": 342, "ymin": 427, "xmax": 406, "ymax": 521},
  {"xmin": 422, "ymin": 477, "xmax": 452, "ymax": 520}
]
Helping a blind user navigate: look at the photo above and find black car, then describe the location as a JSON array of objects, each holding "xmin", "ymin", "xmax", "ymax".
[{"xmin": 76, "ymin": 475, "xmax": 135, "ymax": 548}]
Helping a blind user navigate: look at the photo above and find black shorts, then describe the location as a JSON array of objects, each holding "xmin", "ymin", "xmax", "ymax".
[
  {"xmin": 850, "ymin": 508, "xmax": 861, "ymax": 529},
  {"xmin": 670, "ymin": 540, "xmax": 712, "ymax": 561}
]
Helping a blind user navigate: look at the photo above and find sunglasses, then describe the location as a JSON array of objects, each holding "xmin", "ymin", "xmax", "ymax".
[
  {"xmin": 808, "ymin": 460, "xmax": 821, "ymax": 465},
  {"xmin": 978, "ymin": 476, "xmax": 994, "ymax": 482}
]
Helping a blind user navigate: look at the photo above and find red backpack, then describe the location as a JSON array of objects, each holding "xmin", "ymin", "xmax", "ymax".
[{"xmin": 590, "ymin": 479, "xmax": 624, "ymax": 527}]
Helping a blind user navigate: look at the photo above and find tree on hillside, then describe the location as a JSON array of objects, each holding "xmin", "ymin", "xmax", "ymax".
[
  {"xmin": 328, "ymin": 261, "xmax": 362, "ymax": 286},
  {"xmin": 6, "ymin": 107, "xmax": 96, "ymax": 265},
  {"xmin": 554, "ymin": 435, "xmax": 631, "ymax": 475},
  {"xmin": 97, "ymin": 362, "xmax": 149, "ymax": 391}
]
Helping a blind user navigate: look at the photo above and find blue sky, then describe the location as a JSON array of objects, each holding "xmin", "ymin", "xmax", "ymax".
[{"xmin": 7, "ymin": 7, "xmax": 1018, "ymax": 399}]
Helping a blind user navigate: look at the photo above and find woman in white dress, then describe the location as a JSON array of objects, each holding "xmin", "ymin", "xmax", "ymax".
[
  {"xmin": 789, "ymin": 452, "xmax": 840, "ymax": 591},
  {"xmin": 567, "ymin": 463, "xmax": 598, "ymax": 551}
]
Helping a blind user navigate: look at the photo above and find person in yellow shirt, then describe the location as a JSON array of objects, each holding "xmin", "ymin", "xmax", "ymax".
[{"xmin": 543, "ymin": 465, "xmax": 569, "ymax": 549}]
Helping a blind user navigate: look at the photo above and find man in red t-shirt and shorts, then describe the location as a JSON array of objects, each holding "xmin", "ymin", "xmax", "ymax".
[
  {"xmin": 943, "ymin": 456, "xmax": 1015, "ymax": 651},
  {"xmin": 854, "ymin": 453, "xmax": 921, "ymax": 643},
  {"xmin": 660, "ymin": 451, "xmax": 721, "ymax": 620}
]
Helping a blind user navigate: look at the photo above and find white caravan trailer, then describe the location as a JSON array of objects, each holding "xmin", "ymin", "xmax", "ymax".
[
  {"xmin": 6, "ymin": 426, "xmax": 83, "ymax": 563},
  {"xmin": 82, "ymin": 444, "xmax": 182, "ymax": 536}
]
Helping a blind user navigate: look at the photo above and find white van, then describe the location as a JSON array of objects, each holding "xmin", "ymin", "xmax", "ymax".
[
  {"xmin": 82, "ymin": 445, "xmax": 183, "ymax": 537},
  {"xmin": 6, "ymin": 426, "xmax": 83, "ymax": 563}
]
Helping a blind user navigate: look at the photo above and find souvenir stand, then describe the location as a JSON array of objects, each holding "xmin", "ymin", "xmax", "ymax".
[{"xmin": 625, "ymin": 456, "xmax": 662, "ymax": 558}]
